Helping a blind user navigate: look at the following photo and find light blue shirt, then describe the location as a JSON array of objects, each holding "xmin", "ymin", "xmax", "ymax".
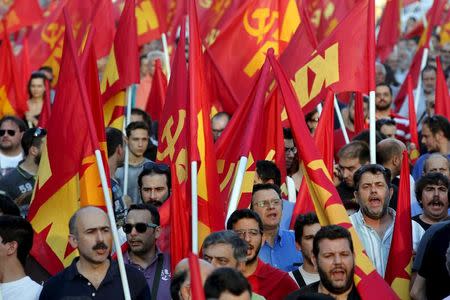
[
  {"xmin": 258, "ymin": 229, "xmax": 303, "ymax": 272},
  {"xmin": 280, "ymin": 200, "xmax": 294, "ymax": 230}
]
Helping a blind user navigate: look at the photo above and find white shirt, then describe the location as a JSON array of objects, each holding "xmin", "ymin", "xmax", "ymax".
[
  {"xmin": 0, "ymin": 276, "xmax": 42, "ymax": 300},
  {"xmin": 0, "ymin": 152, "xmax": 23, "ymax": 175},
  {"xmin": 289, "ymin": 265, "xmax": 320, "ymax": 287}
]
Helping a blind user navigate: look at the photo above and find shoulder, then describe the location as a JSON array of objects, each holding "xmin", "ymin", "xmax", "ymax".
[{"xmin": 40, "ymin": 268, "xmax": 69, "ymax": 296}]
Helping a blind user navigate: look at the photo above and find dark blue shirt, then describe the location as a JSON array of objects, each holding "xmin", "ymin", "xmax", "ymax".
[{"xmin": 39, "ymin": 258, "xmax": 150, "ymax": 300}]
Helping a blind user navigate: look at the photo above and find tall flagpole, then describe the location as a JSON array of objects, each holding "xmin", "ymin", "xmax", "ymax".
[
  {"xmin": 226, "ymin": 156, "xmax": 248, "ymax": 223},
  {"xmin": 334, "ymin": 96, "xmax": 350, "ymax": 144},
  {"xmin": 161, "ymin": 33, "xmax": 171, "ymax": 80},
  {"xmin": 191, "ymin": 161, "xmax": 198, "ymax": 254},
  {"xmin": 368, "ymin": 0, "xmax": 376, "ymax": 164},
  {"xmin": 123, "ymin": 86, "xmax": 134, "ymax": 203}
]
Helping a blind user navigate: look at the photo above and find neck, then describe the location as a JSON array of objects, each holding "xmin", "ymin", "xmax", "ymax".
[
  {"xmin": 439, "ymin": 141, "xmax": 450, "ymax": 154},
  {"xmin": 242, "ymin": 258, "xmax": 259, "ymax": 278},
  {"xmin": 363, "ymin": 211, "xmax": 393, "ymax": 238},
  {"xmin": 29, "ymin": 97, "xmax": 43, "ymax": 102},
  {"xmin": 318, "ymin": 283, "xmax": 353, "ymax": 300},
  {"xmin": 376, "ymin": 109, "xmax": 391, "ymax": 119},
  {"xmin": 77, "ymin": 257, "xmax": 110, "ymax": 278},
  {"xmin": 302, "ymin": 258, "xmax": 316, "ymax": 273},
  {"xmin": 0, "ymin": 147, "xmax": 22, "ymax": 157},
  {"xmin": 262, "ymin": 227, "xmax": 279, "ymax": 247},
  {"xmin": 420, "ymin": 213, "xmax": 447, "ymax": 224},
  {"xmin": 0, "ymin": 259, "xmax": 26, "ymax": 283},
  {"xmin": 128, "ymin": 247, "xmax": 157, "ymax": 269},
  {"xmin": 19, "ymin": 157, "xmax": 38, "ymax": 175},
  {"xmin": 129, "ymin": 153, "xmax": 144, "ymax": 165},
  {"xmin": 109, "ymin": 158, "xmax": 118, "ymax": 177}
]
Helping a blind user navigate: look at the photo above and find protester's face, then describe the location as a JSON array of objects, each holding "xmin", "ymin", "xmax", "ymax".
[
  {"xmin": 252, "ymin": 189, "xmax": 282, "ymax": 230},
  {"xmin": 422, "ymin": 70, "xmax": 436, "ymax": 94},
  {"xmin": 375, "ymin": 65, "xmax": 386, "ymax": 85},
  {"xmin": 30, "ymin": 78, "xmax": 45, "ymax": 99},
  {"xmin": 140, "ymin": 57, "xmax": 150, "ymax": 78},
  {"xmin": 0, "ymin": 121, "xmax": 23, "ymax": 151},
  {"xmin": 421, "ymin": 184, "xmax": 449, "ymax": 221},
  {"xmin": 386, "ymin": 52, "xmax": 399, "ymax": 72},
  {"xmin": 299, "ymin": 223, "xmax": 321, "ymax": 265},
  {"xmin": 380, "ymin": 124, "xmax": 396, "ymax": 138},
  {"xmin": 140, "ymin": 174, "xmax": 169, "ymax": 207},
  {"xmin": 421, "ymin": 124, "xmax": 440, "ymax": 153},
  {"xmin": 375, "ymin": 85, "xmax": 392, "ymax": 111},
  {"xmin": 127, "ymin": 128, "xmax": 148, "ymax": 158},
  {"xmin": 126, "ymin": 209, "xmax": 159, "ymax": 255},
  {"xmin": 203, "ymin": 243, "xmax": 240, "ymax": 269},
  {"xmin": 284, "ymin": 138, "xmax": 297, "ymax": 171},
  {"xmin": 211, "ymin": 116, "xmax": 229, "ymax": 142},
  {"xmin": 425, "ymin": 156, "xmax": 450, "ymax": 177},
  {"xmin": 70, "ymin": 208, "xmax": 112, "ymax": 265},
  {"xmin": 314, "ymin": 238, "xmax": 355, "ymax": 295},
  {"xmin": 440, "ymin": 43, "xmax": 450, "ymax": 66},
  {"xmin": 232, "ymin": 218, "xmax": 262, "ymax": 265},
  {"xmin": 338, "ymin": 157, "xmax": 361, "ymax": 187},
  {"xmin": 425, "ymin": 94, "xmax": 435, "ymax": 117},
  {"xmin": 355, "ymin": 171, "xmax": 391, "ymax": 220},
  {"xmin": 306, "ymin": 112, "xmax": 320, "ymax": 134}
]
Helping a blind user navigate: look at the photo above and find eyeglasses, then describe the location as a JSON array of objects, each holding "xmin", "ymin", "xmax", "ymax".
[
  {"xmin": 143, "ymin": 161, "xmax": 169, "ymax": 172},
  {"xmin": 253, "ymin": 198, "xmax": 281, "ymax": 208},
  {"xmin": 123, "ymin": 222, "xmax": 158, "ymax": 234},
  {"xmin": 0, "ymin": 130, "xmax": 15, "ymax": 137},
  {"xmin": 285, "ymin": 146, "xmax": 297, "ymax": 154},
  {"xmin": 234, "ymin": 229, "xmax": 261, "ymax": 239}
]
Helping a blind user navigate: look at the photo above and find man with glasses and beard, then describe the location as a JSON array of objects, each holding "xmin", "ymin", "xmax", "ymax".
[
  {"xmin": 226, "ymin": 209, "xmax": 298, "ymax": 300},
  {"xmin": 286, "ymin": 225, "xmax": 360, "ymax": 300},
  {"xmin": 123, "ymin": 203, "xmax": 171, "ymax": 300},
  {"xmin": 0, "ymin": 127, "xmax": 46, "ymax": 217},
  {"xmin": 0, "ymin": 116, "xmax": 26, "ymax": 176},
  {"xmin": 138, "ymin": 162, "xmax": 171, "ymax": 207},
  {"xmin": 39, "ymin": 206, "xmax": 150, "ymax": 299}
]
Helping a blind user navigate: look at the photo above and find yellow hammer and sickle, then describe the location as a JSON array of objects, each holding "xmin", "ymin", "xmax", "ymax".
[
  {"xmin": 157, "ymin": 110, "xmax": 186, "ymax": 161},
  {"xmin": 41, "ymin": 23, "xmax": 65, "ymax": 49},
  {"xmin": 243, "ymin": 8, "xmax": 279, "ymax": 43}
]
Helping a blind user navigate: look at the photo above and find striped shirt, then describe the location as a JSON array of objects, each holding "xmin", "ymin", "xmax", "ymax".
[{"xmin": 349, "ymin": 208, "xmax": 424, "ymax": 278}]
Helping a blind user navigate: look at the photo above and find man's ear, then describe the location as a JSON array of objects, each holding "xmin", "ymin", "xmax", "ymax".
[
  {"xmin": 68, "ymin": 234, "xmax": 78, "ymax": 249},
  {"xmin": 389, "ymin": 186, "xmax": 394, "ymax": 200},
  {"xmin": 295, "ymin": 241, "xmax": 302, "ymax": 252},
  {"xmin": 154, "ymin": 226, "xmax": 161, "ymax": 239},
  {"xmin": 6, "ymin": 240, "xmax": 18, "ymax": 256}
]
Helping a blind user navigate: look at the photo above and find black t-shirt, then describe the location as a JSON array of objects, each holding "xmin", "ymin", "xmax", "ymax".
[
  {"xmin": 418, "ymin": 223, "xmax": 450, "ymax": 300},
  {"xmin": 411, "ymin": 215, "xmax": 432, "ymax": 231}
]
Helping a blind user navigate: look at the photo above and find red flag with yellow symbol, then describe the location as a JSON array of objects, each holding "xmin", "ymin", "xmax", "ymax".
[
  {"xmin": 0, "ymin": 0, "xmax": 43, "ymax": 35},
  {"xmin": 435, "ymin": 56, "xmax": 450, "ymax": 120},
  {"xmin": 156, "ymin": 21, "xmax": 191, "ymax": 270},
  {"xmin": 136, "ymin": 0, "xmax": 167, "ymax": 45},
  {"xmin": 0, "ymin": 27, "xmax": 27, "ymax": 118},
  {"xmin": 376, "ymin": 0, "xmax": 401, "ymax": 62},
  {"xmin": 314, "ymin": 0, "xmax": 356, "ymax": 42},
  {"xmin": 188, "ymin": 0, "xmax": 225, "ymax": 248},
  {"xmin": 406, "ymin": 75, "xmax": 420, "ymax": 163},
  {"xmin": 100, "ymin": 0, "xmax": 140, "ymax": 129},
  {"xmin": 268, "ymin": 48, "xmax": 399, "ymax": 300},
  {"xmin": 207, "ymin": 0, "xmax": 300, "ymax": 105}
]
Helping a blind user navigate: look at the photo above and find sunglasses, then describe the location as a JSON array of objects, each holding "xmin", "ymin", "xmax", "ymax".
[
  {"xmin": 143, "ymin": 161, "xmax": 169, "ymax": 172},
  {"xmin": 0, "ymin": 130, "xmax": 15, "ymax": 137},
  {"xmin": 123, "ymin": 222, "xmax": 158, "ymax": 234}
]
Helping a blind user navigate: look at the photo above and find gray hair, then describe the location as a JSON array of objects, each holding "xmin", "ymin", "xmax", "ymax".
[{"xmin": 202, "ymin": 230, "xmax": 248, "ymax": 262}]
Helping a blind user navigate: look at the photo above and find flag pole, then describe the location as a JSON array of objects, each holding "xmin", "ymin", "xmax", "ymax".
[
  {"xmin": 226, "ymin": 156, "xmax": 248, "ymax": 223},
  {"xmin": 286, "ymin": 176, "xmax": 296, "ymax": 203},
  {"xmin": 368, "ymin": 0, "xmax": 376, "ymax": 164},
  {"xmin": 63, "ymin": 10, "xmax": 131, "ymax": 300},
  {"xmin": 123, "ymin": 85, "xmax": 134, "ymax": 203},
  {"xmin": 161, "ymin": 33, "xmax": 171, "ymax": 80},
  {"xmin": 191, "ymin": 161, "xmax": 198, "ymax": 254},
  {"xmin": 414, "ymin": 48, "xmax": 428, "ymax": 114},
  {"xmin": 369, "ymin": 91, "xmax": 376, "ymax": 163},
  {"xmin": 333, "ymin": 95, "xmax": 350, "ymax": 144}
]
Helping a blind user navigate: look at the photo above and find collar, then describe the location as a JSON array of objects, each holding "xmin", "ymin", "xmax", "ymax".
[
  {"xmin": 65, "ymin": 257, "xmax": 118, "ymax": 283},
  {"xmin": 125, "ymin": 248, "xmax": 163, "ymax": 270},
  {"xmin": 16, "ymin": 164, "xmax": 34, "ymax": 179},
  {"xmin": 354, "ymin": 208, "xmax": 396, "ymax": 229}
]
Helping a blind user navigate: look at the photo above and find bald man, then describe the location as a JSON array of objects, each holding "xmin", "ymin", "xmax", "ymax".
[
  {"xmin": 170, "ymin": 258, "xmax": 214, "ymax": 300},
  {"xmin": 39, "ymin": 207, "xmax": 150, "ymax": 300}
]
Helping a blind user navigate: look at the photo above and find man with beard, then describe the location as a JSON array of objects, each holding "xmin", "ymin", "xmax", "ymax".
[
  {"xmin": 39, "ymin": 206, "xmax": 150, "ymax": 299},
  {"xmin": 226, "ymin": 209, "xmax": 298, "ymax": 300},
  {"xmin": 374, "ymin": 83, "xmax": 410, "ymax": 143},
  {"xmin": 0, "ymin": 127, "xmax": 46, "ymax": 217},
  {"xmin": 138, "ymin": 162, "xmax": 171, "ymax": 207},
  {"xmin": 349, "ymin": 164, "xmax": 424, "ymax": 277},
  {"xmin": 0, "ymin": 116, "xmax": 26, "ymax": 176},
  {"xmin": 124, "ymin": 203, "xmax": 170, "ymax": 300},
  {"xmin": 412, "ymin": 173, "xmax": 449, "ymax": 231},
  {"xmin": 286, "ymin": 225, "xmax": 360, "ymax": 300}
]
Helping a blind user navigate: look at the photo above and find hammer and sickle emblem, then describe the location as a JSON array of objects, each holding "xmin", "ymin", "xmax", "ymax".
[
  {"xmin": 243, "ymin": 8, "xmax": 279, "ymax": 43},
  {"xmin": 41, "ymin": 23, "xmax": 65, "ymax": 49},
  {"xmin": 157, "ymin": 110, "xmax": 186, "ymax": 161}
]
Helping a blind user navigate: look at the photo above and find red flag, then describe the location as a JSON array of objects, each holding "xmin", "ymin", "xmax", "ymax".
[
  {"xmin": 385, "ymin": 151, "xmax": 413, "ymax": 299},
  {"xmin": 0, "ymin": 0, "xmax": 43, "ymax": 34},
  {"xmin": 188, "ymin": 253, "xmax": 206, "ymax": 300},
  {"xmin": 354, "ymin": 92, "xmax": 366, "ymax": 134},
  {"xmin": 406, "ymin": 75, "xmax": 420, "ymax": 163},
  {"xmin": 90, "ymin": 0, "xmax": 116, "ymax": 58},
  {"xmin": 268, "ymin": 48, "xmax": 399, "ymax": 300},
  {"xmin": 376, "ymin": 0, "xmax": 401, "ymax": 62},
  {"xmin": 145, "ymin": 59, "xmax": 167, "ymax": 122},
  {"xmin": 37, "ymin": 79, "xmax": 52, "ymax": 129},
  {"xmin": 315, "ymin": 0, "xmax": 356, "ymax": 42},
  {"xmin": 17, "ymin": 37, "xmax": 31, "ymax": 106},
  {"xmin": 136, "ymin": 0, "xmax": 167, "ymax": 45},
  {"xmin": 435, "ymin": 56, "xmax": 450, "ymax": 119}
]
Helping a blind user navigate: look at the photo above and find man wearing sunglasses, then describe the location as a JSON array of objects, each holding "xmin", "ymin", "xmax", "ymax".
[
  {"xmin": 124, "ymin": 204, "xmax": 171, "ymax": 300},
  {"xmin": 0, "ymin": 127, "xmax": 46, "ymax": 217},
  {"xmin": 0, "ymin": 116, "xmax": 26, "ymax": 177},
  {"xmin": 138, "ymin": 162, "xmax": 171, "ymax": 207}
]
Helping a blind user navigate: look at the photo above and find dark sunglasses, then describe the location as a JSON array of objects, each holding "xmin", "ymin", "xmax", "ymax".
[
  {"xmin": 0, "ymin": 130, "xmax": 15, "ymax": 137},
  {"xmin": 123, "ymin": 222, "xmax": 158, "ymax": 234},
  {"xmin": 143, "ymin": 161, "xmax": 169, "ymax": 172}
]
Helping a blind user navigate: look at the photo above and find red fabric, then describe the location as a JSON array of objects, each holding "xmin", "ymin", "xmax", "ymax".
[
  {"xmin": 333, "ymin": 129, "xmax": 357, "ymax": 160},
  {"xmin": 315, "ymin": 0, "xmax": 356, "ymax": 42},
  {"xmin": 435, "ymin": 56, "xmax": 450, "ymax": 119},
  {"xmin": 145, "ymin": 59, "xmax": 167, "ymax": 121},
  {"xmin": 0, "ymin": 0, "xmax": 43, "ymax": 34},
  {"xmin": 406, "ymin": 75, "xmax": 420, "ymax": 163},
  {"xmin": 247, "ymin": 259, "xmax": 298, "ymax": 300},
  {"xmin": 354, "ymin": 92, "xmax": 366, "ymax": 134},
  {"xmin": 376, "ymin": 0, "xmax": 401, "ymax": 62},
  {"xmin": 188, "ymin": 253, "xmax": 206, "ymax": 300},
  {"xmin": 136, "ymin": 0, "xmax": 167, "ymax": 45}
]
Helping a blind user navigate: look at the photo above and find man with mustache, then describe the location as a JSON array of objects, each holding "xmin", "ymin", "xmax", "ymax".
[
  {"xmin": 39, "ymin": 206, "xmax": 150, "ymax": 299},
  {"xmin": 349, "ymin": 164, "xmax": 424, "ymax": 277},
  {"xmin": 226, "ymin": 209, "xmax": 298, "ymax": 300},
  {"xmin": 412, "ymin": 173, "xmax": 449, "ymax": 231},
  {"xmin": 286, "ymin": 225, "xmax": 360, "ymax": 300},
  {"xmin": 124, "ymin": 203, "xmax": 170, "ymax": 299}
]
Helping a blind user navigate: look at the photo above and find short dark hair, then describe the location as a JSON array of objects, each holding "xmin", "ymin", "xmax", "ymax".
[
  {"xmin": 127, "ymin": 203, "xmax": 160, "ymax": 226},
  {"xmin": 0, "ymin": 116, "xmax": 26, "ymax": 132},
  {"xmin": 353, "ymin": 164, "xmax": 391, "ymax": 191},
  {"xmin": 202, "ymin": 230, "xmax": 248, "ymax": 263},
  {"xmin": 415, "ymin": 172, "xmax": 449, "ymax": 207},
  {"xmin": 131, "ymin": 108, "xmax": 152, "ymax": 129},
  {"xmin": 226, "ymin": 209, "xmax": 264, "ymax": 233},
  {"xmin": 170, "ymin": 270, "xmax": 187, "ymax": 300},
  {"xmin": 204, "ymin": 268, "xmax": 251, "ymax": 298},
  {"xmin": 0, "ymin": 193, "xmax": 20, "ymax": 216},
  {"xmin": 252, "ymin": 183, "xmax": 281, "ymax": 199},
  {"xmin": 27, "ymin": 72, "xmax": 47, "ymax": 99},
  {"xmin": 376, "ymin": 119, "xmax": 396, "ymax": 132},
  {"xmin": 21, "ymin": 127, "xmax": 46, "ymax": 156},
  {"xmin": 137, "ymin": 162, "xmax": 171, "ymax": 192},
  {"xmin": 125, "ymin": 121, "xmax": 149, "ymax": 137},
  {"xmin": 256, "ymin": 160, "xmax": 281, "ymax": 187},
  {"xmin": 312, "ymin": 225, "xmax": 354, "ymax": 258},
  {"xmin": 283, "ymin": 127, "xmax": 293, "ymax": 139},
  {"xmin": 352, "ymin": 129, "xmax": 386, "ymax": 146},
  {"xmin": 294, "ymin": 213, "xmax": 320, "ymax": 244},
  {"xmin": 0, "ymin": 215, "xmax": 34, "ymax": 266},
  {"xmin": 337, "ymin": 140, "xmax": 370, "ymax": 164},
  {"xmin": 106, "ymin": 127, "xmax": 124, "ymax": 157},
  {"xmin": 422, "ymin": 65, "xmax": 437, "ymax": 78},
  {"xmin": 422, "ymin": 115, "xmax": 450, "ymax": 140},
  {"xmin": 375, "ymin": 82, "xmax": 393, "ymax": 97}
]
